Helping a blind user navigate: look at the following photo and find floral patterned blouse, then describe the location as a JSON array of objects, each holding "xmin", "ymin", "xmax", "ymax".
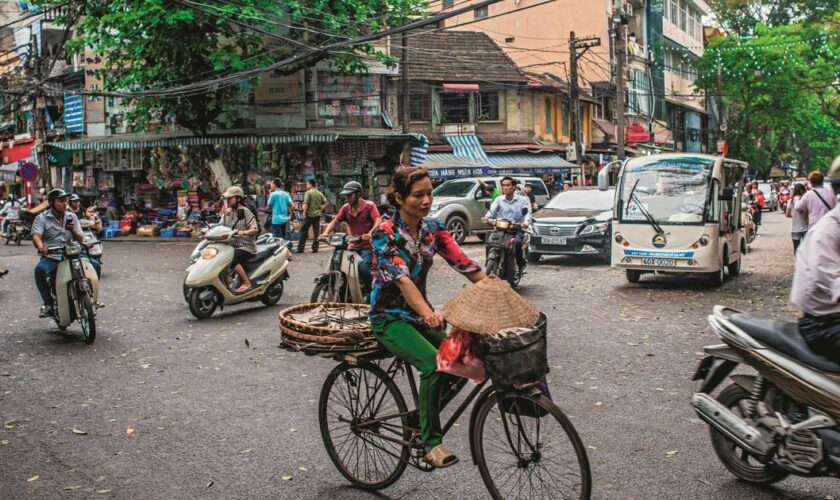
[{"xmin": 370, "ymin": 213, "xmax": 481, "ymax": 324}]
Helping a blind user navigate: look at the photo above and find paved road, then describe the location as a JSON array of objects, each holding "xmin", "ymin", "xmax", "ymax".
[{"xmin": 0, "ymin": 211, "xmax": 836, "ymax": 499}]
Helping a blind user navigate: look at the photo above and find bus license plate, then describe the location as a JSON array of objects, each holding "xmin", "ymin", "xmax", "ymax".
[
  {"xmin": 542, "ymin": 236, "xmax": 567, "ymax": 245},
  {"xmin": 642, "ymin": 257, "xmax": 676, "ymax": 267}
]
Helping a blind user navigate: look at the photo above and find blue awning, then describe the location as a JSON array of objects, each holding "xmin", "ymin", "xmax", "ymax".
[
  {"xmin": 445, "ymin": 135, "xmax": 490, "ymax": 163},
  {"xmin": 423, "ymin": 152, "xmax": 578, "ymax": 179},
  {"xmin": 488, "ymin": 153, "xmax": 578, "ymax": 173}
]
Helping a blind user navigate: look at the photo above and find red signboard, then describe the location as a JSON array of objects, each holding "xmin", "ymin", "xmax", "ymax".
[
  {"xmin": 1, "ymin": 141, "xmax": 35, "ymax": 164},
  {"xmin": 626, "ymin": 123, "xmax": 651, "ymax": 143}
]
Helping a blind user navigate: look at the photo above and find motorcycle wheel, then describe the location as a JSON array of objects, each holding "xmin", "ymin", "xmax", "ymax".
[
  {"xmin": 710, "ymin": 384, "xmax": 789, "ymax": 485},
  {"xmin": 15, "ymin": 232, "xmax": 21, "ymax": 246},
  {"xmin": 76, "ymin": 293, "xmax": 96, "ymax": 344},
  {"xmin": 485, "ymin": 256, "xmax": 500, "ymax": 278},
  {"xmin": 188, "ymin": 286, "xmax": 219, "ymax": 319},
  {"xmin": 260, "ymin": 279, "xmax": 284, "ymax": 306},
  {"xmin": 504, "ymin": 256, "xmax": 520, "ymax": 288}
]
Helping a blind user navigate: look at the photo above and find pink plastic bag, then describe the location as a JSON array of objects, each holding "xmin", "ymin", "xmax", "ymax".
[{"xmin": 437, "ymin": 328, "xmax": 487, "ymax": 383}]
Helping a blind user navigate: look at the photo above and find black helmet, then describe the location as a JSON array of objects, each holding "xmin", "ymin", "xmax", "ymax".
[
  {"xmin": 340, "ymin": 181, "xmax": 363, "ymax": 196},
  {"xmin": 69, "ymin": 194, "xmax": 81, "ymax": 202},
  {"xmin": 47, "ymin": 188, "xmax": 69, "ymax": 202}
]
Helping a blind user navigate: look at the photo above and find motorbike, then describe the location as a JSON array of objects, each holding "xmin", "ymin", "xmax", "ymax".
[
  {"xmin": 779, "ymin": 187, "xmax": 791, "ymax": 211},
  {"xmin": 692, "ymin": 305, "xmax": 840, "ymax": 485},
  {"xmin": 44, "ymin": 242, "xmax": 99, "ymax": 343},
  {"xmin": 80, "ymin": 218, "xmax": 103, "ymax": 273},
  {"xmin": 184, "ymin": 225, "xmax": 290, "ymax": 319},
  {"xmin": 5, "ymin": 210, "xmax": 34, "ymax": 246},
  {"xmin": 183, "ymin": 224, "xmax": 273, "ymax": 301},
  {"xmin": 311, "ymin": 232, "xmax": 367, "ymax": 304},
  {"xmin": 484, "ymin": 217, "xmax": 529, "ymax": 288}
]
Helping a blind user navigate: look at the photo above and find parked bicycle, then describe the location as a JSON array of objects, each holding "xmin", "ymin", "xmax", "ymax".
[{"xmin": 318, "ymin": 345, "xmax": 592, "ymax": 498}]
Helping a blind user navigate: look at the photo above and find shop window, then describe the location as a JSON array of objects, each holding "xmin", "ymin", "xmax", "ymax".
[
  {"xmin": 410, "ymin": 92, "xmax": 431, "ymax": 121},
  {"xmin": 441, "ymin": 92, "xmax": 471, "ymax": 123},
  {"xmin": 442, "ymin": 0, "xmax": 454, "ymax": 8},
  {"xmin": 478, "ymin": 91, "xmax": 499, "ymax": 121},
  {"xmin": 474, "ymin": 5, "xmax": 488, "ymax": 19},
  {"xmin": 544, "ymin": 98, "xmax": 552, "ymax": 133}
]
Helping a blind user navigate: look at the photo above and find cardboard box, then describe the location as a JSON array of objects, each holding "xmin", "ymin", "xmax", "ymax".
[{"xmin": 136, "ymin": 225, "xmax": 160, "ymax": 237}]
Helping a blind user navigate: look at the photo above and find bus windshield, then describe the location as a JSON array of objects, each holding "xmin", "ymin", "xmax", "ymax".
[{"xmin": 618, "ymin": 156, "xmax": 714, "ymax": 225}]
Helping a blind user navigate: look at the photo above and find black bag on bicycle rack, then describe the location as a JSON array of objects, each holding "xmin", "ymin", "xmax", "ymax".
[{"xmin": 479, "ymin": 313, "xmax": 549, "ymax": 389}]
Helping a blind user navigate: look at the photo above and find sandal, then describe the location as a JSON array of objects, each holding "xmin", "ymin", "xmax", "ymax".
[
  {"xmin": 424, "ymin": 444, "xmax": 459, "ymax": 468},
  {"xmin": 235, "ymin": 284, "xmax": 252, "ymax": 294}
]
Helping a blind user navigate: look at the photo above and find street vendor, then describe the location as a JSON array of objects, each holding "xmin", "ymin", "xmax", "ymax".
[{"xmin": 369, "ymin": 167, "xmax": 486, "ymax": 468}]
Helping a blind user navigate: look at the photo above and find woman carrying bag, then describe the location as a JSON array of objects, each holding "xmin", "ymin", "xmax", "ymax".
[{"xmin": 369, "ymin": 167, "xmax": 486, "ymax": 468}]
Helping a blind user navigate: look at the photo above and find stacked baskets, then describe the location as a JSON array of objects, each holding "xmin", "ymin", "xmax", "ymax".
[{"xmin": 278, "ymin": 302, "xmax": 378, "ymax": 355}]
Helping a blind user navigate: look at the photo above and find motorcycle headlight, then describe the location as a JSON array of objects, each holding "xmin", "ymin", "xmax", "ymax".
[
  {"xmin": 65, "ymin": 242, "xmax": 82, "ymax": 257},
  {"xmin": 495, "ymin": 220, "xmax": 511, "ymax": 230},
  {"xmin": 329, "ymin": 234, "xmax": 346, "ymax": 246},
  {"xmin": 202, "ymin": 247, "xmax": 219, "ymax": 259},
  {"xmin": 579, "ymin": 222, "xmax": 609, "ymax": 235}
]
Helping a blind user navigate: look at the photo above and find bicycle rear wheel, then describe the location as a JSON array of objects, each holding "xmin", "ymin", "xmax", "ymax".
[
  {"xmin": 472, "ymin": 392, "xmax": 591, "ymax": 499},
  {"xmin": 318, "ymin": 362, "xmax": 410, "ymax": 490}
]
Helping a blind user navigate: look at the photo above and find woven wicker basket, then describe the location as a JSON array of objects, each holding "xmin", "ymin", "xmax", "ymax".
[{"xmin": 278, "ymin": 303, "xmax": 374, "ymax": 351}]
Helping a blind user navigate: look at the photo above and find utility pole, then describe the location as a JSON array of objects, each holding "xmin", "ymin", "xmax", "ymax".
[
  {"xmin": 400, "ymin": 32, "xmax": 410, "ymax": 134},
  {"xmin": 613, "ymin": 10, "xmax": 626, "ymax": 161},
  {"xmin": 569, "ymin": 31, "xmax": 600, "ymax": 186}
]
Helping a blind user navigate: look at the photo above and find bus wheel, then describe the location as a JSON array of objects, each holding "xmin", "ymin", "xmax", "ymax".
[
  {"xmin": 710, "ymin": 251, "xmax": 726, "ymax": 286},
  {"xmin": 626, "ymin": 270, "xmax": 642, "ymax": 283}
]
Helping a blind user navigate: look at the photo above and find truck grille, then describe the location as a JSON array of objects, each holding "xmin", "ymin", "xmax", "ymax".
[{"xmin": 534, "ymin": 224, "xmax": 577, "ymax": 236}]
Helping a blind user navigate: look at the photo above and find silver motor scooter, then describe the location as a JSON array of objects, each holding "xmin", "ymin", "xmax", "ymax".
[
  {"xmin": 184, "ymin": 226, "xmax": 290, "ymax": 319},
  {"xmin": 310, "ymin": 233, "xmax": 367, "ymax": 304}
]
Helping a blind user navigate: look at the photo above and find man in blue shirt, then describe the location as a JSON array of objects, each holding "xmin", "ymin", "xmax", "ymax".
[
  {"xmin": 32, "ymin": 189, "xmax": 85, "ymax": 317},
  {"xmin": 267, "ymin": 178, "xmax": 293, "ymax": 239},
  {"xmin": 483, "ymin": 176, "xmax": 532, "ymax": 275}
]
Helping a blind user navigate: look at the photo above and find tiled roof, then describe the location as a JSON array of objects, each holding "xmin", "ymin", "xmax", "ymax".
[{"xmin": 400, "ymin": 31, "xmax": 525, "ymax": 83}]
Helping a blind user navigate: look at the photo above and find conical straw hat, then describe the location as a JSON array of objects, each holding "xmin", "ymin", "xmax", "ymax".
[{"xmin": 444, "ymin": 275, "xmax": 540, "ymax": 334}]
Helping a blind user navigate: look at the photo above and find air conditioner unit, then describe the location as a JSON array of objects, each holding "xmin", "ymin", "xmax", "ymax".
[{"xmin": 622, "ymin": 3, "xmax": 633, "ymax": 17}]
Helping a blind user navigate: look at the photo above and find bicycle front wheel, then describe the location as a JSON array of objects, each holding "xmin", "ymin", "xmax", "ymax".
[
  {"xmin": 318, "ymin": 362, "xmax": 410, "ymax": 490},
  {"xmin": 472, "ymin": 392, "xmax": 591, "ymax": 499}
]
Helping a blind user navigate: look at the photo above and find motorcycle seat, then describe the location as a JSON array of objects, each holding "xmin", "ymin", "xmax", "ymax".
[
  {"xmin": 730, "ymin": 313, "xmax": 840, "ymax": 373},
  {"xmin": 248, "ymin": 242, "xmax": 280, "ymax": 264}
]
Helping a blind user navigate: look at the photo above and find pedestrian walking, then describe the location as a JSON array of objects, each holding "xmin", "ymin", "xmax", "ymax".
[
  {"xmin": 795, "ymin": 170, "xmax": 837, "ymax": 230},
  {"xmin": 296, "ymin": 179, "xmax": 326, "ymax": 253},
  {"xmin": 786, "ymin": 183, "xmax": 808, "ymax": 253},
  {"xmin": 267, "ymin": 178, "xmax": 293, "ymax": 240}
]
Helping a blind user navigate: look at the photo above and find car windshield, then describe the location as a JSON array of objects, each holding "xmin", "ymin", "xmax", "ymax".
[
  {"xmin": 432, "ymin": 180, "xmax": 475, "ymax": 198},
  {"xmin": 619, "ymin": 156, "xmax": 713, "ymax": 224},
  {"xmin": 757, "ymin": 184, "xmax": 772, "ymax": 196},
  {"xmin": 545, "ymin": 189, "xmax": 614, "ymax": 211}
]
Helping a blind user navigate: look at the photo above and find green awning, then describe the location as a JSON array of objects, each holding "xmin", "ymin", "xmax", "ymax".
[{"xmin": 47, "ymin": 128, "xmax": 422, "ymax": 151}]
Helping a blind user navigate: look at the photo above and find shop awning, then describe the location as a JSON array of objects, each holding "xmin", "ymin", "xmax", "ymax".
[
  {"xmin": 488, "ymin": 153, "xmax": 577, "ymax": 170},
  {"xmin": 442, "ymin": 83, "xmax": 480, "ymax": 93},
  {"xmin": 420, "ymin": 153, "xmax": 489, "ymax": 180},
  {"xmin": 445, "ymin": 134, "xmax": 490, "ymax": 163},
  {"xmin": 47, "ymin": 128, "xmax": 422, "ymax": 151}
]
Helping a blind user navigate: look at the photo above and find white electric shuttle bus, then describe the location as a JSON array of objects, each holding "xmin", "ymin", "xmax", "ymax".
[{"xmin": 598, "ymin": 153, "xmax": 748, "ymax": 285}]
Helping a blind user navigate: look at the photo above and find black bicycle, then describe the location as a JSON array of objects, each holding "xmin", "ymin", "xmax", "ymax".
[{"xmin": 318, "ymin": 347, "xmax": 592, "ymax": 499}]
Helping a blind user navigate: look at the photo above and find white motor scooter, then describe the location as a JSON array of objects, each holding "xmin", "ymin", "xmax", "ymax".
[
  {"xmin": 46, "ymin": 242, "xmax": 99, "ymax": 343},
  {"xmin": 184, "ymin": 226, "xmax": 290, "ymax": 319}
]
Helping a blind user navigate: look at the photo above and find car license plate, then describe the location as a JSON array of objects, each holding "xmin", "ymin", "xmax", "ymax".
[
  {"xmin": 542, "ymin": 236, "xmax": 567, "ymax": 245},
  {"xmin": 642, "ymin": 257, "xmax": 676, "ymax": 267}
]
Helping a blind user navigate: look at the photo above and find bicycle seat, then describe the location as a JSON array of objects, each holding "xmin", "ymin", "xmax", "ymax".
[{"xmin": 730, "ymin": 313, "xmax": 840, "ymax": 373}]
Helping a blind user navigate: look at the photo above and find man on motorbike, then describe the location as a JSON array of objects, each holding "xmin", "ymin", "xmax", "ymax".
[
  {"xmin": 31, "ymin": 189, "xmax": 85, "ymax": 318},
  {"xmin": 0, "ymin": 196, "xmax": 21, "ymax": 236},
  {"xmin": 81, "ymin": 207, "xmax": 103, "ymax": 278},
  {"xmin": 221, "ymin": 186, "xmax": 259, "ymax": 293},
  {"xmin": 790, "ymin": 157, "xmax": 840, "ymax": 360},
  {"xmin": 319, "ymin": 181, "xmax": 381, "ymax": 289},
  {"xmin": 68, "ymin": 194, "xmax": 82, "ymax": 217},
  {"xmin": 482, "ymin": 176, "xmax": 532, "ymax": 276}
]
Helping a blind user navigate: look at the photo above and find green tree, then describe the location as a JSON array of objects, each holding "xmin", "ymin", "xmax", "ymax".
[
  {"xmin": 696, "ymin": 17, "xmax": 840, "ymax": 174},
  {"xmin": 707, "ymin": 0, "xmax": 838, "ymax": 37},
  {"xmin": 35, "ymin": 0, "xmax": 425, "ymax": 187}
]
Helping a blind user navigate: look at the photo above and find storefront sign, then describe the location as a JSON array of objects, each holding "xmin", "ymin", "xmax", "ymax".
[
  {"xmin": 64, "ymin": 92, "xmax": 84, "ymax": 133},
  {"xmin": 428, "ymin": 167, "xmax": 489, "ymax": 180},
  {"xmin": 254, "ymin": 70, "xmax": 303, "ymax": 113},
  {"xmin": 626, "ymin": 123, "xmax": 651, "ymax": 144}
]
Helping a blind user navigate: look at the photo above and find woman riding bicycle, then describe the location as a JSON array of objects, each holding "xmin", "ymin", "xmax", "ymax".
[{"xmin": 370, "ymin": 167, "xmax": 486, "ymax": 468}]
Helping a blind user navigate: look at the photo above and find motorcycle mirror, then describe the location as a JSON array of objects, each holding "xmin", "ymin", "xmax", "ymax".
[
  {"xmin": 484, "ymin": 201, "xmax": 492, "ymax": 210},
  {"xmin": 521, "ymin": 207, "xmax": 528, "ymax": 216}
]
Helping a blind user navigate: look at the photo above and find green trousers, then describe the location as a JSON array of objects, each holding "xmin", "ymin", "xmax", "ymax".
[{"xmin": 372, "ymin": 316, "xmax": 455, "ymax": 447}]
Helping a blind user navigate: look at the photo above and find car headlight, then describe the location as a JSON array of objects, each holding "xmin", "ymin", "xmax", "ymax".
[
  {"xmin": 525, "ymin": 224, "xmax": 536, "ymax": 234},
  {"xmin": 579, "ymin": 222, "xmax": 609, "ymax": 235},
  {"xmin": 430, "ymin": 203, "xmax": 441, "ymax": 213},
  {"xmin": 201, "ymin": 247, "xmax": 219, "ymax": 259}
]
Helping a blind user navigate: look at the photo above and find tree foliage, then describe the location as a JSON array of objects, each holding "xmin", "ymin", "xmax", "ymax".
[
  {"xmin": 36, "ymin": 0, "xmax": 426, "ymax": 135},
  {"xmin": 707, "ymin": 0, "xmax": 838, "ymax": 37},
  {"xmin": 696, "ymin": 10, "xmax": 840, "ymax": 173}
]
